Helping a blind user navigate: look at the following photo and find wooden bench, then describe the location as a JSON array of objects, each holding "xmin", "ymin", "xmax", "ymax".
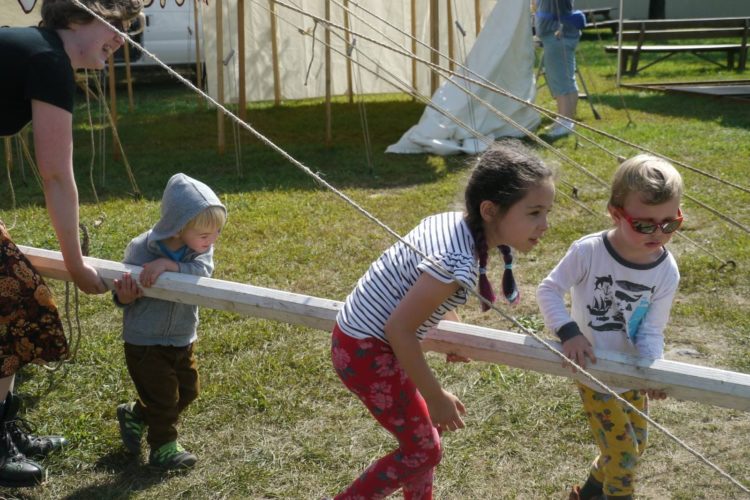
[
  {"xmin": 581, "ymin": 6, "xmax": 618, "ymax": 32},
  {"xmin": 604, "ymin": 17, "xmax": 750, "ymax": 75}
]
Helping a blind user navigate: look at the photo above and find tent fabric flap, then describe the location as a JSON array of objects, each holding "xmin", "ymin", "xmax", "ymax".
[{"xmin": 386, "ymin": 0, "xmax": 540, "ymax": 155}]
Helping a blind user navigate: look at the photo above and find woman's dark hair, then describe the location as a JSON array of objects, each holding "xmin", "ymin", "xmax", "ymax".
[
  {"xmin": 464, "ymin": 140, "xmax": 553, "ymax": 309},
  {"xmin": 465, "ymin": 140, "xmax": 552, "ymax": 226},
  {"xmin": 41, "ymin": 0, "xmax": 143, "ymax": 29}
]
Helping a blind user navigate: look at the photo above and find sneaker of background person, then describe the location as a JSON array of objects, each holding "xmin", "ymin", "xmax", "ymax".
[{"xmin": 544, "ymin": 120, "xmax": 575, "ymax": 139}]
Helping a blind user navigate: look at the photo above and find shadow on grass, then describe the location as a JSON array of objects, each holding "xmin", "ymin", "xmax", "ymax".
[
  {"xmin": 62, "ymin": 451, "xmax": 186, "ymax": 499},
  {"xmin": 0, "ymin": 453, "xmax": 173, "ymax": 500},
  {"xmin": 1, "ymin": 96, "xmax": 477, "ymax": 210},
  {"xmin": 0, "ymin": 487, "xmax": 37, "ymax": 499},
  {"xmin": 596, "ymin": 86, "xmax": 750, "ymax": 130}
]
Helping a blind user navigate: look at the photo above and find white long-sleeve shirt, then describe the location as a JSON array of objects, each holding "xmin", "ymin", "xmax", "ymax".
[{"xmin": 537, "ymin": 231, "xmax": 680, "ymax": 391}]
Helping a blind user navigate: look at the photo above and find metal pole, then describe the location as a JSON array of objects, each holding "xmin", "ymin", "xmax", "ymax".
[{"xmin": 616, "ymin": 0, "xmax": 624, "ymax": 87}]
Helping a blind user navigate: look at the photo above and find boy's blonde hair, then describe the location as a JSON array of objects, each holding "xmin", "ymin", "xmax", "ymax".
[
  {"xmin": 609, "ymin": 154, "xmax": 683, "ymax": 208},
  {"xmin": 182, "ymin": 206, "xmax": 227, "ymax": 233}
]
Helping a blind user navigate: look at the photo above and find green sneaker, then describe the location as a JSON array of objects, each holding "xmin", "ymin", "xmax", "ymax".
[
  {"xmin": 148, "ymin": 441, "xmax": 197, "ymax": 470},
  {"xmin": 116, "ymin": 402, "xmax": 145, "ymax": 454}
]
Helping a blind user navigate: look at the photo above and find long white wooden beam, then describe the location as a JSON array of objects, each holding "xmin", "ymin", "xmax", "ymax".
[
  {"xmin": 20, "ymin": 245, "xmax": 750, "ymax": 412},
  {"xmin": 20, "ymin": 246, "xmax": 340, "ymax": 331},
  {"xmin": 422, "ymin": 322, "xmax": 750, "ymax": 412}
]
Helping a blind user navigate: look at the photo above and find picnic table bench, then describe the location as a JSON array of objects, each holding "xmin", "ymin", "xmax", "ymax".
[
  {"xmin": 604, "ymin": 17, "xmax": 750, "ymax": 75},
  {"xmin": 581, "ymin": 6, "xmax": 618, "ymax": 31}
]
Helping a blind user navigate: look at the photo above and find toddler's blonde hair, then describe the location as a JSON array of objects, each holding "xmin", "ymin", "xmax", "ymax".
[
  {"xmin": 182, "ymin": 206, "xmax": 226, "ymax": 233},
  {"xmin": 609, "ymin": 154, "xmax": 683, "ymax": 208}
]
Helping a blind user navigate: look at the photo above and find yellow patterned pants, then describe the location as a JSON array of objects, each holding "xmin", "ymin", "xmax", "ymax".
[{"xmin": 577, "ymin": 382, "xmax": 649, "ymax": 497}]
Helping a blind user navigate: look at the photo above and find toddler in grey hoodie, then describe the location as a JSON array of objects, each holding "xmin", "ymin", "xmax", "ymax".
[{"xmin": 112, "ymin": 173, "xmax": 226, "ymax": 470}]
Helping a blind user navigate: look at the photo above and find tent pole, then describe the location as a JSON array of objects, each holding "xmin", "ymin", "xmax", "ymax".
[
  {"xmin": 269, "ymin": 0, "xmax": 281, "ymax": 105},
  {"xmin": 474, "ymin": 0, "xmax": 481, "ymax": 36},
  {"xmin": 193, "ymin": 0, "xmax": 204, "ymax": 106},
  {"xmin": 123, "ymin": 43, "xmax": 134, "ymax": 111},
  {"xmin": 4, "ymin": 138, "xmax": 12, "ymax": 180},
  {"xmin": 343, "ymin": 0, "xmax": 353, "ymax": 104},
  {"xmin": 410, "ymin": 0, "xmax": 417, "ymax": 100},
  {"xmin": 215, "ymin": 0, "xmax": 225, "ymax": 154},
  {"xmin": 429, "ymin": 0, "xmax": 440, "ymax": 95},
  {"xmin": 447, "ymin": 0, "xmax": 454, "ymax": 72},
  {"xmin": 325, "ymin": 0, "xmax": 332, "ymax": 146},
  {"xmin": 107, "ymin": 54, "xmax": 120, "ymax": 161},
  {"xmin": 238, "ymin": 0, "xmax": 247, "ymax": 121},
  {"xmin": 616, "ymin": 0, "xmax": 624, "ymax": 87}
]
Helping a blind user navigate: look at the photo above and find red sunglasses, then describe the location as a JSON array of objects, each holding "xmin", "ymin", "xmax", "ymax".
[{"xmin": 619, "ymin": 207, "xmax": 683, "ymax": 234}]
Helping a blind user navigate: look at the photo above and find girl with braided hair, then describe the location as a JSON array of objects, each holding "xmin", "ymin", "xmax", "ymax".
[{"xmin": 330, "ymin": 140, "xmax": 555, "ymax": 499}]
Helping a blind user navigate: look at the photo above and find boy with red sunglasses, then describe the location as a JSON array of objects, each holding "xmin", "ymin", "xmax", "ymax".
[{"xmin": 537, "ymin": 154, "xmax": 683, "ymax": 500}]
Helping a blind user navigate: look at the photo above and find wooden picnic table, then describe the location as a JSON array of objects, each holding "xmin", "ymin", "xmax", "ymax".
[
  {"xmin": 580, "ymin": 6, "xmax": 617, "ymax": 23},
  {"xmin": 604, "ymin": 17, "xmax": 750, "ymax": 75},
  {"xmin": 581, "ymin": 6, "xmax": 619, "ymax": 32}
]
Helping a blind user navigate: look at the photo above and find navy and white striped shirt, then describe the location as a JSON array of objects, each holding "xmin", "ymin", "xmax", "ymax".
[{"xmin": 337, "ymin": 212, "xmax": 479, "ymax": 343}]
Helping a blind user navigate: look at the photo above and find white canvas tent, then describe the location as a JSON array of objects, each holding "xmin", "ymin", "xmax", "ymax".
[
  {"xmin": 386, "ymin": 0, "xmax": 540, "ymax": 155},
  {"xmin": 5, "ymin": 0, "xmax": 491, "ymax": 102},
  {"xmin": 197, "ymin": 0, "xmax": 540, "ymax": 154},
  {"xmin": 200, "ymin": 0, "xmax": 497, "ymax": 102},
  {"xmin": 5, "ymin": 0, "xmax": 536, "ymax": 154}
]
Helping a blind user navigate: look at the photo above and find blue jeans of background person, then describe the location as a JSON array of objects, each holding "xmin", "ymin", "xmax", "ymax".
[{"xmin": 540, "ymin": 33, "xmax": 580, "ymax": 97}]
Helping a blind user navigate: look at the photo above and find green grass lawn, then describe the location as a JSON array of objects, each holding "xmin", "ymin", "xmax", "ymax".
[{"xmin": 1, "ymin": 33, "xmax": 749, "ymax": 499}]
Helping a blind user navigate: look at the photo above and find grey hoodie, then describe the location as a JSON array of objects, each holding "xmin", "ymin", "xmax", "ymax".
[{"xmin": 116, "ymin": 173, "xmax": 226, "ymax": 347}]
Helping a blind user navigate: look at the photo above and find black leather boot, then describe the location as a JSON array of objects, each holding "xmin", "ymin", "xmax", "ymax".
[
  {"xmin": 0, "ymin": 399, "xmax": 46, "ymax": 487},
  {"xmin": 4, "ymin": 392, "xmax": 67, "ymax": 458}
]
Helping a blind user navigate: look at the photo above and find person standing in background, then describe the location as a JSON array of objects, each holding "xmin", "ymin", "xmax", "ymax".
[{"xmin": 534, "ymin": 0, "xmax": 584, "ymax": 139}]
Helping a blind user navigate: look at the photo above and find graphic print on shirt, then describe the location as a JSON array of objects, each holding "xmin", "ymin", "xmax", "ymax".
[{"xmin": 587, "ymin": 275, "xmax": 655, "ymax": 344}]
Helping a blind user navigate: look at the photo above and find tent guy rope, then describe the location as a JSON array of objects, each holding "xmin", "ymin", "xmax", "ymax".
[{"xmin": 47, "ymin": 1, "xmax": 750, "ymax": 494}]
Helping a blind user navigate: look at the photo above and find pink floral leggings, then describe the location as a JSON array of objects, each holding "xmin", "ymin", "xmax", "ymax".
[{"xmin": 331, "ymin": 324, "xmax": 442, "ymax": 500}]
